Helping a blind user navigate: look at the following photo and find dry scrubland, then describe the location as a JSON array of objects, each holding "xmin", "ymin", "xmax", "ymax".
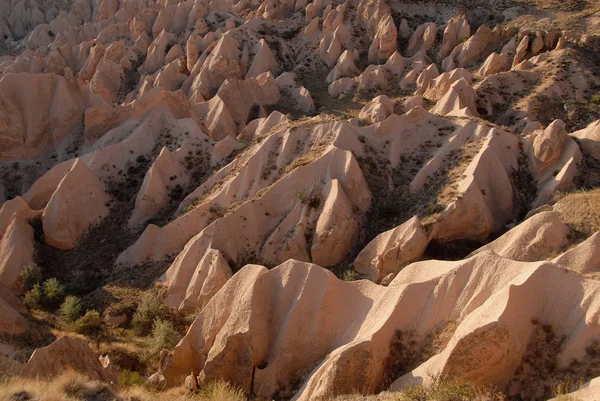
[{"xmin": 0, "ymin": 0, "xmax": 600, "ymax": 400}]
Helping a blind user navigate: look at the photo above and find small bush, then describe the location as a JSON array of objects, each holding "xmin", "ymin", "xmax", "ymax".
[
  {"xmin": 282, "ymin": 27, "xmax": 300, "ymax": 40},
  {"xmin": 246, "ymin": 103, "xmax": 261, "ymax": 123},
  {"xmin": 23, "ymin": 284, "xmax": 43, "ymax": 310},
  {"xmin": 146, "ymin": 319, "xmax": 181, "ymax": 360},
  {"xmin": 178, "ymin": 57, "xmax": 189, "ymax": 74},
  {"xmin": 65, "ymin": 269, "xmax": 94, "ymax": 294},
  {"xmin": 590, "ymin": 93, "xmax": 600, "ymax": 105},
  {"xmin": 342, "ymin": 270, "xmax": 359, "ymax": 282},
  {"xmin": 295, "ymin": 189, "xmax": 309, "ymax": 203},
  {"xmin": 60, "ymin": 296, "xmax": 82, "ymax": 322},
  {"xmin": 42, "ymin": 278, "xmax": 65, "ymax": 307},
  {"xmin": 132, "ymin": 292, "xmax": 167, "ymax": 335},
  {"xmin": 75, "ymin": 310, "xmax": 102, "ymax": 334},
  {"xmin": 426, "ymin": 201, "xmax": 444, "ymax": 215},
  {"xmin": 119, "ymin": 370, "xmax": 145, "ymax": 387},
  {"xmin": 198, "ymin": 380, "xmax": 246, "ymax": 401},
  {"xmin": 19, "ymin": 264, "xmax": 42, "ymax": 291}
]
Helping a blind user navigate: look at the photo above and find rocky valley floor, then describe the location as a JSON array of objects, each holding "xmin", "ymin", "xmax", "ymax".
[{"xmin": 1, "ymin": 0, "xmax": 600, "ymax": 400}]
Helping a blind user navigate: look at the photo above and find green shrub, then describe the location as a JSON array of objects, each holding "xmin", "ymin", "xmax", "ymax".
[
  {"xmin": 65, "ymin": 269, "xmax": 94, "ymax": 294},
  {"xmin": 119, "ymin": 370, "xmax": 145, "ymax": 387},
  {"xmin": 23, "ymin": 284, "xmax": 43, "ymax": 310},
  {"xmin": 282, "ymin": 27, "xmax": 300, "ymax": 40},
  {"xmin": 60, "ymin": 296, "xmax": 82, "ymax": 322},
  {"xmin": 19, "ymin": 264, "xmax": 42, "ymax": 291},
  {"xmin": 147, "ymin": 319, "xmax": 181, "ymax": 358},
  {"xmin": 590, "ymin": 93, "xmax": 600, "ymax": 105},
  {"xmin": 132, "ymin": 292, "xmax": 167, "ymax": 335},
  {"xmin": 75, "ymin": 310, "xmax": 102, "ymax": 334},
  {"xmin": 42, "ymin": 278, "xmax": 65, "ymax": 307}
]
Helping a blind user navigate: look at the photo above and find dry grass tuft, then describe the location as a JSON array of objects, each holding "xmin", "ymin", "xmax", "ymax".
[
  {"xmin": 0, "ymin": 372, "xmax": 246, "ymax": 401},
  {"xmin": 554, "ymin": 188, "xmax": 600, "ymax": 241},
  {"xmin": 332, "ymin": 376, "xmax": 504, "ymax": 401}
]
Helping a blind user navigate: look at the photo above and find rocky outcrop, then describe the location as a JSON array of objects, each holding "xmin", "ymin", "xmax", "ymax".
[
  {"xmin": 432, "ymin": 127, "xmax": 519, "ymax": 241},
  {"xmin": 129, "ymin": 147, "xmax": 186, "ymax": 227},
  {"xmin": 457, "ymin": 25, "xmax": 499, "ymax": 67},
  {"xmin": 406, "ymin": 22, "xmax": 436, "ymax": 57},
  {"xmin": 470, "ymin": 211, "xmax": 569, "ymax": 262},
  {"xmin": 571, "ymin": 120, "xmax": 600, "ymax": 160},
  {"xmin": 439, "ymin": 15, "xmax": 470, "ymax": 61},
  {"xmin": 326, "ymin": 50, "xmax": 358, "ymax": 83},
  {"xmin": 477, "ymin": 52, "xmax": 508, "ymax": 76},
  {"xmin": 0, "ymin": 283, "xmax": 28, "ymax": 336},
  {"xmin": 390, "ymin": 253, "xmax": 600, "ymax": 394},
  {"xmin": 42, "ymin": 160, "xmax": 110, "ymax": 250},
  {"xmin": 246, "ymin": 39, "xmax": 278, "ymax": 79},
  {"xmin": 156, "ymin": 251, "xmax": 600, "ymax": 400},
  {"xmin": 422, "ymin": 68, "xmax": 473, "ymax": 101},
  {"xmin": 358, "ymin": 95, "xmax": 394, "ymax": 124},
  {"xmin": 353, "ymin": 216, "xmax": 429, "ymax": 282},
  {"xmin": 527, "ymin": 120, "xmax": 582, "ymax": 207},
  {"xmin": 22, "ymin": 337, "xmax": 118, "ymax": 383},
  {"xmin": 0, "ymin": 215, "xmax": 35, "ymax": 291},
  {"xmin": 368, "ymin": 15, "xmax": 397, "ymax": 64},
  {"xmin": 1, "ymin": 2, "xmax": 600, "ymax": 400},
  {"xmin": 275, "ymin": 72, "xmax": 314, "ymax": 113},
  {"xmin": 194, "ymin": 73, "xmax": 279, "ymax": 140},
  {"xmin": 0, "ymin": 73, "xmax": 84, "ymax": 160},
  {"xmin": 430, "ymin": 78, "xmax": 479, "ymax": 117},
  {"xmin": 188, "ymin": 33, "xmax": 244, "ymax": 101},
  {"xmin": 553, "ymin": 231, "xmax": 600, "ymax": 275}
]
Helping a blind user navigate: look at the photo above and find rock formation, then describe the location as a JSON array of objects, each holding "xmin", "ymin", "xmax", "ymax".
[{"xmin": 0, "ymin": 1, "xmax": 599, "ymax": 400}]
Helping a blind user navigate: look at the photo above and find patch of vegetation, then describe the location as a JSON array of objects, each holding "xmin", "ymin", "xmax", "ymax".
[
  {"xmin": 506, "ymin": 322, "xmax": 600, "ymax": 400},
  {"xmin": 145, "ymin": 318, "xmax": 181, "ymax": 360},
  {"xmin": 23, "ymin": 278, "xmax": 66, "ymax": 310},
  {"xmin": 341, "ymin": 270, "xmax": 360, "ymax": 281},
  {"xmin": 282, "ymin": 27, "xmax": 301, "ymax": 40},
  {"xmin": 378, "ymin": 323, "xmax": 457, "ymax": 392},
  {"xmin": 397, "ymin": 376, "xmax": 505, "ymax": 401},
  {"xmin": 131, "ymin": 291, "xmax": 170, "ymax": 335},
  {"xmin": 23, "ymin": 284, "xmax": 43, "ymax": 310},
  {"xmin": 117, "ymin": 51, "xmax": 146, "ymax": 104},
  {"xmin": 75, "ymin": 310, "xmax": 102, "ymax": 335},
  {"xmin": 554, "ymin": 188, "xmax": 600, "ymax": 243},
  {"xmin": 60, "ymin": 295, "xmax": 82, "ymax": 322},
  {"xmin": 19, "ymin": 263, "xmax": 42, "ymax": 291},
  {"xmin": 42, "ymin": 278, "xmax": 66, "ymax": 307},
  {"xmin": 119, "ymin": 369, "xmax": 145, "ymax": 387},
  {"xmin": 510, "ymin": 141, "xmax": 537, "ymax": 221},
  {"xmin": 194, "ymin": 380, "xmax": 246, "ymax": 401},
  {"xmin": 246, "ymin": 103, "xmax": 261, "ymax": 124},
  {"xmin": 296, "ymin": 66, "xmax": 366, "ymax": 120},
  {"xmin": 0, "ymin": 372, "xmax": 243, "ymax": 401}
]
